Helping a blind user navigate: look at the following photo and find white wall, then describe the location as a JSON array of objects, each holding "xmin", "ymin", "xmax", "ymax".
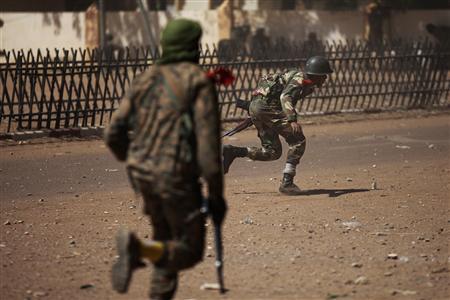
[
  {"xmin": 106, "ymin": 10, "xmax": 219, "ymax": 48},
  {"xmin": 1, "ymin": 9, "xmax": 448, "ymax": 52},
  {"xmin": 236, "ymin": 10, "xmax": 365, "ymax": 43},
  {"xmin": 0, "ymin": 12, "xmax": 85, "ymax": 51}
]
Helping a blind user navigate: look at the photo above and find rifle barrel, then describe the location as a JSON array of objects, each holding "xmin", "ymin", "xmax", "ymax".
[{"xmin": 214, "ymin": 224, "xmax": 226, "ymax": 293}]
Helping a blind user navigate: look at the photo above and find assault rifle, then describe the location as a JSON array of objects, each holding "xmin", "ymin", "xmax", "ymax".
[
  {"xmin": 221, "ymin": 99, "xmax": 253, "ymax": 138},
  {"xmin": 186, "ymin": 198, "xmax": 226, "ymax": 294}
]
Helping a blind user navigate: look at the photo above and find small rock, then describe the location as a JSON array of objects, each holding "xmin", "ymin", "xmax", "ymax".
[
  {"xmin": 4, "ymin": 220, "xmax": 11, "ymax": 225},
  {"xmin": 391, "ymin": 289, "xmax": 417, "ymax": 296},
  {"xmin": 384, "ymin": 272, "xmax": 393, "ymax": 277},
  {"xmin": 242, "ymin": 216, "xmax": 254, "ymax": 225},
  {"xmin": 375, "ymin": 232, "xmax": 387, "ymax": 236},
  {"xmin": 428, "ymin": 144, "xmax": 435, "ymax": 149},
  {"xmin": 200, "ymin": 283, "xmax": 221, "ymax": 290},
  {"xmin": 24, "ymin": 231, "xmax": 30, "ymax": 235},
  {"xmin": 80, "ymin": 283, "xmax": 94, "ymax": 289},
  {"xmin": 326, "ymin": 293, "xmax": 347, "ymax": 299},
  {"xmin": 342, "ymin": 221, "xmax": 361, "ymax": 229},
  {"xmin": 387, "ymin": 253, "xmax": 398, "ymax": 259},
  {"xmin": 371, "ymin": 181, "xmax": 377, "ymax": 190},
  {"xmin": 431, "ymin": 267, "xmax": 448, "ymax": 274},
  {"xmin": 346, "ymin": 177, "xmax": 353, "ymax": 182},
  {"xmin": 398, "ymin": 256, "xmax": 409, "ymax": 263},
  {"xmin": 69, "ymin": 240, "xmax": 76, "ymax": 245},
  {"xmin": 27, "ymin": 193, "xmax": 32, "ymax": 196},
  {"xmin": 395, "ymin": 145, "xmax": 411, "ymax": 149},
  {"xmin": 38, "ymin": 198, "xmax": 45, "ymax": 203},
  {"xmin": 33, "ymin": 291, "xmax": 48, "ymax": 297},
  {"xmin": 354, "ymin": 276, "xmax": 369, "ymax": 285},
  {"xmin": 351, "ymin": 262, "xmax": 363, "ymax": 268}
]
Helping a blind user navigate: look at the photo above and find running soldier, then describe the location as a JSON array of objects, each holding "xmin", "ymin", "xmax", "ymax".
[
  {"xmin": 105, "ymin": 19, "xmax": 226, "ymax": 299},
  {"xmin": 223, "ymin": 56, "xmax": 333, "ymax": 195}
]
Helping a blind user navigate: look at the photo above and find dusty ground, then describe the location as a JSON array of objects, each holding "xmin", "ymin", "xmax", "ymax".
[{"xmin": 0, "ymin": 112, "xmax": 449, "ymax": 300}]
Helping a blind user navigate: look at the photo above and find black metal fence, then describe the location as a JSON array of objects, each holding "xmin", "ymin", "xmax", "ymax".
[{"xmin": 1, "ymin": 39, "xmax": 449, "ymax": 133}]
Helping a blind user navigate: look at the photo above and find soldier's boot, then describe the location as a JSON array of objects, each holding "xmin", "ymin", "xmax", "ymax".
[
  {"xmin": 112, "ymin": 229, "xmax": 144, "ymax": 293},
  {"xmin": 223, "ymin": 145, "xmax": 248, "ymax": 174},
  {"xmin": 112, "ymin": 229, "xmax": 164, "ymax": 293},
  {"xmin": 150, "ymin": 269, "xmax": 178, "ymax": 300},
  {"xmin": 279, "ymin": 173, "xmax": 302, "ymax": 195}
]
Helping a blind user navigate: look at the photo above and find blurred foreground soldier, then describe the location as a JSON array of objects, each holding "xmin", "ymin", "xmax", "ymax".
[
  {"xmin": 223, "ymin": 56, "xmax": 333, "ymax": 195},
  {"xmin": 105, "ymin": 19, "xmax": 226, "ymax": 299}
]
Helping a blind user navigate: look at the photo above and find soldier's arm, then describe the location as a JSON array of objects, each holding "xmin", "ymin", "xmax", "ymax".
[
  {"xmin": 104, "ymin": 92, "xmax": 133, "ymax": 161},
  {"xmin": 193, "ymin": 79, "xmax": 223, "ymax": 198},
  {"xmin": 280, "ymin": 79, "xmax": 303, "ymax": 122}
]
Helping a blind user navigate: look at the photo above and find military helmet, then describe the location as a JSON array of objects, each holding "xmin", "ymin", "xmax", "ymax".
[{"xmin": 305, "ymin": 56, "xmax": 333, "ymax": 75}]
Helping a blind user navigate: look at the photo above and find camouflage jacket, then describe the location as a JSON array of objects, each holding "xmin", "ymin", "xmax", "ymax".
[
  {"xmin": 105, "ymin": 62, "xmax": 223, "ymax": 194},
  {"xmin": 252, "ymin": 70, "xmax": 315, "ymax": 122}
]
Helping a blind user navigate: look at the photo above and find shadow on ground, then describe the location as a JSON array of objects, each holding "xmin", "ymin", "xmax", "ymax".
[
  {"xmin": 299, "ymin": 188, "xmax": 370, "ymax": 197},
  {"xmin": 233, "ymin": 188, "xmax": 370, "ymax": 197}
]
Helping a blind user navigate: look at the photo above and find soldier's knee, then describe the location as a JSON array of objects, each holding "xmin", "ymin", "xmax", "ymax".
[
  {"xmin": 286, "ymin": 132, "xmax": 306, "ymax": 145},
  {"xmin": 264, "ymin": 145, "xmax": 282, "ymax": 160},
  {"xmin": 290, "ymin": 138, "xmax": 306, "ymax": 155},
  {"xmin": 183, "ymin": 247, "xmax": 204, "ymax": 269},
  {"xmin": 273, "ymin": 146, "xmax": 283, "ymax": 160}
]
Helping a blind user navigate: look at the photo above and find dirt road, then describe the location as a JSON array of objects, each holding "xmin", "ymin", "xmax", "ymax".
[{"xmin": 1, "ymin": 113, "xmax": 449, "ymax": 300}]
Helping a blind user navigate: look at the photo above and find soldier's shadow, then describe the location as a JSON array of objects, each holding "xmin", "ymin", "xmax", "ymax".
[
  {"xmin": 234, "ymin": 188, "xmax": 370, "ymax": 197},
  {"xmin": 299, "ymin": 188, "xmax": 370, "ymax": 197}
]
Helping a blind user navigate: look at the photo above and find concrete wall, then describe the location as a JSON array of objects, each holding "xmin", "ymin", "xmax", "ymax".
[{"xmin": 1, "ymin": 10, "xmax": 448, "ymax": 52}]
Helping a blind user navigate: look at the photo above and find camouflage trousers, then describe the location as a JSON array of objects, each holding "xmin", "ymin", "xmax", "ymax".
[
  {"xmin": 137, "ymin": 177, "xmax": 205, "ymax": 300},
  {"xmin": 247, "ymin": 97, "xmax": 306, "ymax": 168}
]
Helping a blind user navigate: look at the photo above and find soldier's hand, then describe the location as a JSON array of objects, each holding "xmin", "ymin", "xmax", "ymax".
[
  {"xmin": 209, "ymin": 195, "xmax": 227, "ymax": 226},
  {"xmin": 290, "ymin": 121, "xmax": 302, "ymax": 134}
]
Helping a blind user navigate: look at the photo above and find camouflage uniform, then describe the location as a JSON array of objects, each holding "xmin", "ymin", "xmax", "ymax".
[
  {"xmin": 247, "ymin": 70, "xmax": 315, "ymax": 168},
  {"xmin": 223, "ymin": 56, "xmax": 332, "ymax": 194},
  {"xmin": 105, "ymin": 62, "xmax": 222, "ymax": 299}
]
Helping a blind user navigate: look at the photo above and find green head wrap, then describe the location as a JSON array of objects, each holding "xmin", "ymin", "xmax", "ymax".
[{"xmin": 157, "ymin": 18, "xmax": 202, "ymax": 65}]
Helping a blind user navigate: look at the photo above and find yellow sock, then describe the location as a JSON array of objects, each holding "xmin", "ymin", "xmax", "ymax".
[{"xmin": 139, "ymin": 241, "xmax": 164, "ymax": 263}]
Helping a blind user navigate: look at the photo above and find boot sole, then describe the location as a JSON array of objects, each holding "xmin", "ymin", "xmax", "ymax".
[{"xmin": 112, "ymin": 229, "xmax": 133, "ymax": 293}]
